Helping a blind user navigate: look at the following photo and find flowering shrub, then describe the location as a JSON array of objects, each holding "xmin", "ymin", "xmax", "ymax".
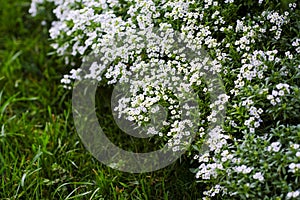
[{"xmin": 30, "ymin": 0, "xmax": 300, "ymax": 198}]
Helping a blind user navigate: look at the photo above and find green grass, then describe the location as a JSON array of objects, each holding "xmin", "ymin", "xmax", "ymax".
[{"xmin": 0, "ymin": 0, "xmax": 201, "ymax": 199}]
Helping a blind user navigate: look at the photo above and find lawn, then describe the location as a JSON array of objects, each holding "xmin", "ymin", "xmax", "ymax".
[{"xmin": 0, "ymin": 0, "xmax": 201, "ymax": 199}]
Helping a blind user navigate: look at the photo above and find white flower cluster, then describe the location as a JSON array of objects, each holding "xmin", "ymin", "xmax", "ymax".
[
  {"xmin": 263, "ymin": 10, "xmax": 289, "ymax": 40},
  {"xmin": 28, "ymin": 0, "xmax": 43, "ymax": 16},
  {"xmin": 196, "ymin": 162, "xmax": 223, "ymax": 180},
  {"xmin": 292, "ymin": 38, "xmax": 300, "ymax": 54},
  {"xmin": 203, "ymin": 184, "xmax": 227, "ymax": 198},
  {"xmin": 267, "ymin": 141, "xmax": 281, "ymax": 152},
  {"xmin": 31, "ymin": 0, "xmax": 229, "ymax": 152},
  {"xmin": 289, "ymin": 3, "xmax": 297, "ymax": 10},
  {"xmin": 289, "ymin": 163, "xmax": 300, "ymax": 173},
  {"xmin": 233, "ymin": 164, "xmax": 253, "ymax": 174},
  {"xmin": 267, "ymin": 83, "xmax": 290, "ymax": 106},
  {"xmin": 286, "ymin": 143, "xmax": 300, "ymax": 176},
  {"xmin": 220, "ymin": 149, "xmax": 233, "ymax": 162},
  {"xmin": 232, "ymin": 50, "xmax": 279, "ymax": 95},
  {"xmin": 243, "ymin": 104, "xmax": 264, "ymax": 133},
  {"xmin": 290, "ymin": 143, "xmax": 300, "ymax": 150},
  {"xmin": 253, "ymin": 172, "xmax": 264, "ymax": 182},
  {"xmin": 291, "ymin": 144, "xmax": 300, "ymax": 158},
  {"xmin": 287, "ymin": 190, "xmax": 300, "ymax": 199},
  {"xmin": 30, "ymin": 0, "xmax": 300, "ymax": 198}
]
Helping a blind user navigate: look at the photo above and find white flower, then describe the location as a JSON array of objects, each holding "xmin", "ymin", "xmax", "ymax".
[
  {"xmin": 278, "ymin": 90, "xmax": 285, "ymax": 96},
  {"xmin": 288, "ymin": 163, "xmax": 300, "ymax": 173},
  {"xmin": 287, "ymin": 191, "xmax": 300, "ymax": 199},
  {"xmin": 267, "ymin": 142, "xmax": 281, "ymax": 152},
  {"xmin": 253, "ymin": 172, "xmax": 264, "ymax": 182},
  {"xmin": 272, "ymin": 90, "xmax": 278, "ymax": 97},
  {"xmin": 291, "ymin": 144, "xmax": 300, "ymax": 149},
  {"xmin": 294, "ymin": 191, "xmax": 300, "ymax": 198},
  {"xmin": 233, "ymin": 165, "xmax": 253, "ymax": 174},
  {"xmin": 287, "ymin": 192, "xmax": 293, "ymax": 199},
  {"xmin": 289, "ymin": 163, "xmax": 296, "ymax": 169}
]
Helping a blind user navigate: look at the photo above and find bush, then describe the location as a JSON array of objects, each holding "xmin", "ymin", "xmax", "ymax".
[{"xmin": 30, "ymin": 0, "xmax": 300, "ymax": 198}]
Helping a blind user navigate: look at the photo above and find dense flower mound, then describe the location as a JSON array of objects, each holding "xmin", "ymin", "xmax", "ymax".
[{"xmin": 30, "ymin": 0, "xmax": 300, "ymax": 198}]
